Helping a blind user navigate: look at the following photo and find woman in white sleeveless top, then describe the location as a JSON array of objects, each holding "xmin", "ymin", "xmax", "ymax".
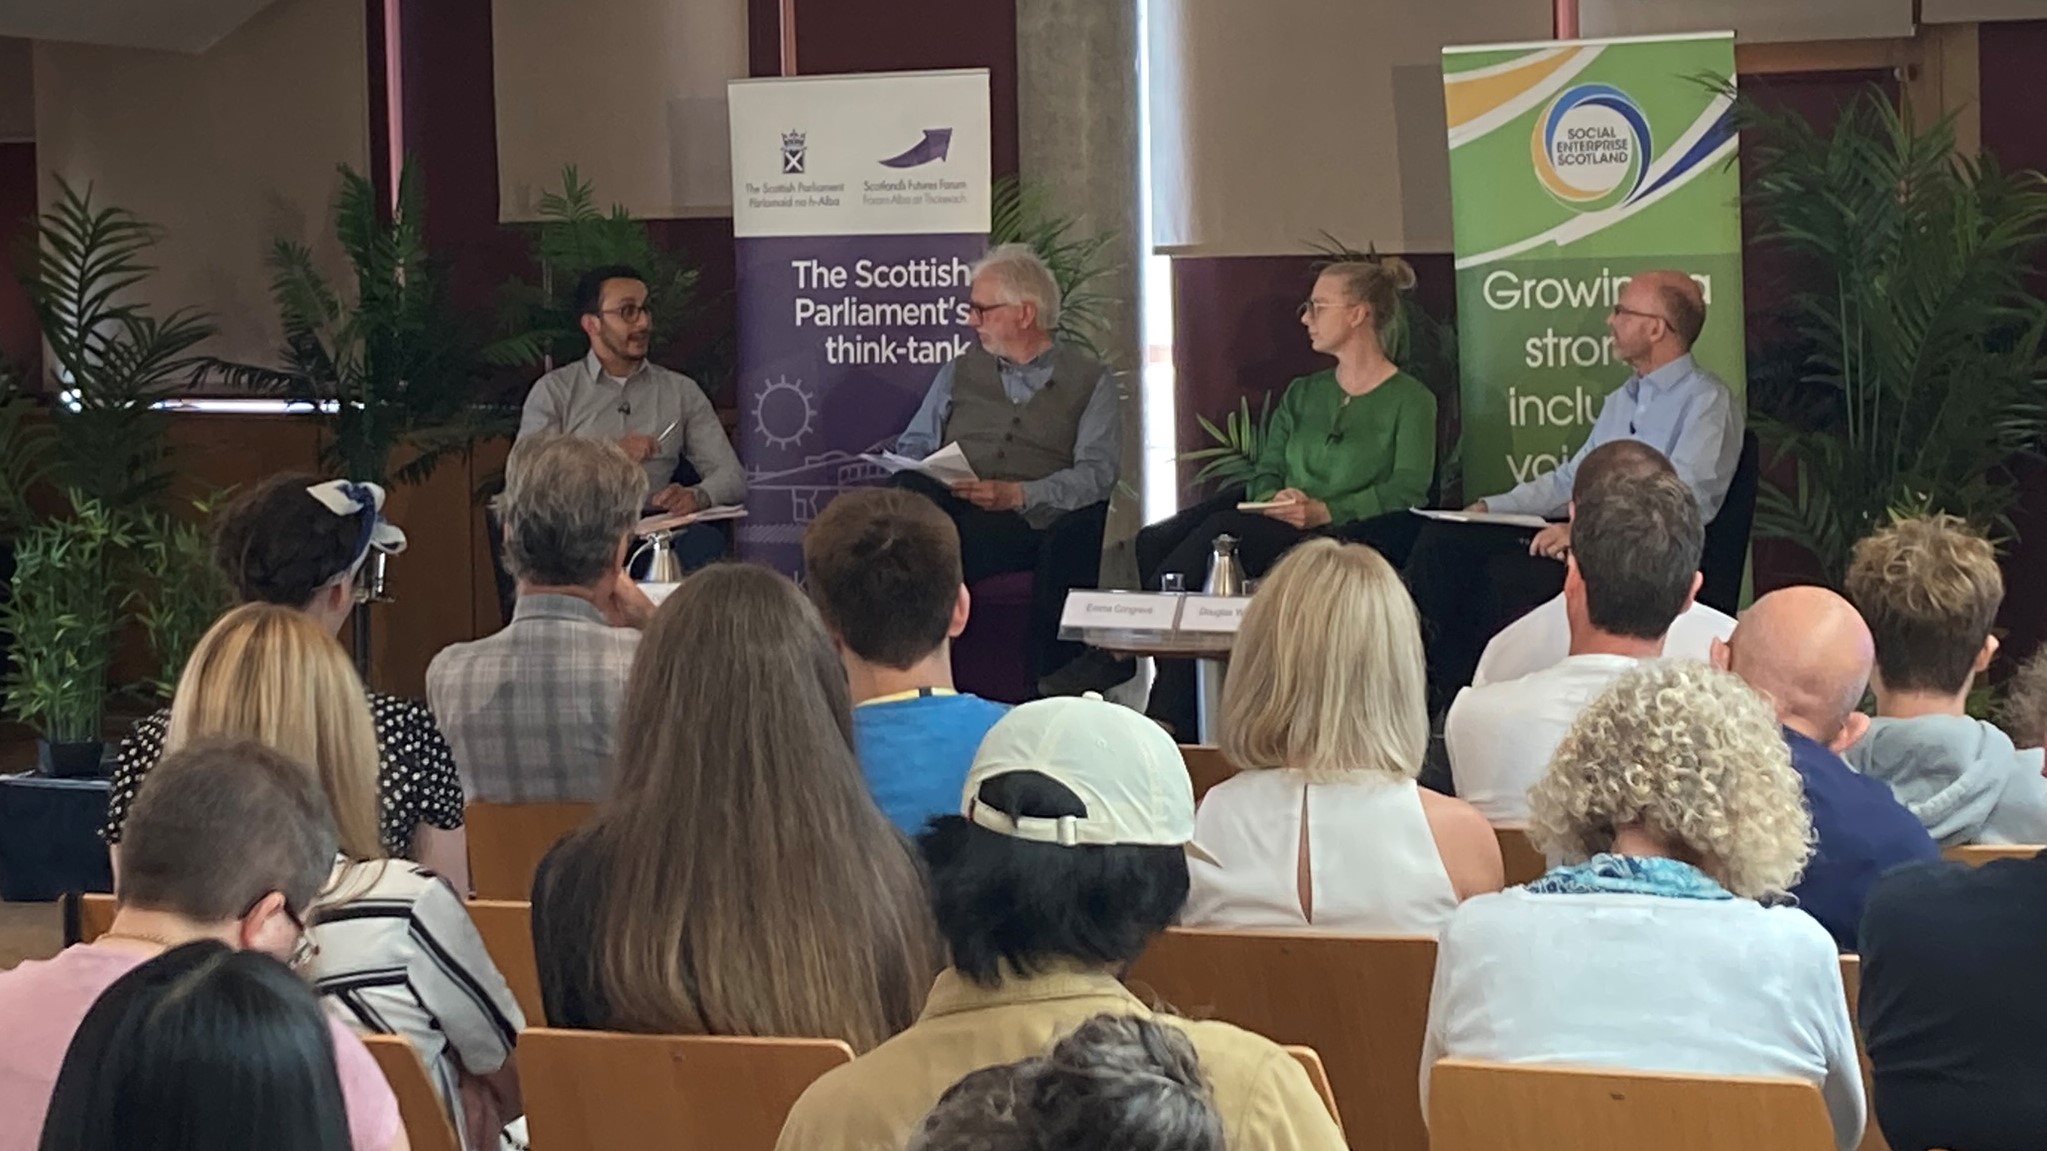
[{"xmin": 1185, "ymin": 539, "xmax": 1503, "ymax": 934}]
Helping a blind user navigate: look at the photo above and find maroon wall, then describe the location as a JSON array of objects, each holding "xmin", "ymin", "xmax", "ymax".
[{"xmin": 0, "ymin": 141, "xmax": 38, "ymax": 387}]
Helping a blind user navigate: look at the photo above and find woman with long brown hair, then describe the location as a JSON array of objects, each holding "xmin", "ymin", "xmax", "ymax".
[{"xmin": 531, "ymin": 563, "xmax": 940, "ymax": 1051}]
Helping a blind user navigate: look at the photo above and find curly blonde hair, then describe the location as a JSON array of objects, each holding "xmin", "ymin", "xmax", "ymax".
[{"xmin": 1527, "ymin": 661, "xmax": 1813, "ymax": 899}]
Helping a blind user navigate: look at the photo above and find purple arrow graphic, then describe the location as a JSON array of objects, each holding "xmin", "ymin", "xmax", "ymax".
[{"xmin": 878, "ymin": 128, "xmax": 953, "ymax": 168}]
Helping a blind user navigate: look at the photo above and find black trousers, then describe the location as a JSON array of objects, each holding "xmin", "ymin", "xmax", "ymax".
[
  {"xmin": 1134, "ymin": 489, "xmax": 1324, "ymax": 737},
  {"xmin": 1403, "ymin": 520, "xmax": 1565, "ymax": 713},
  {"xmin": 890, "ymin": 472, "xmax": 1108, "ymax": 684}
]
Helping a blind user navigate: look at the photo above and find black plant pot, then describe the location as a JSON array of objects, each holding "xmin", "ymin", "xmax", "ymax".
[{"xmin": 37, "ymin": 738, "xmax": 110, "ymax": 779}]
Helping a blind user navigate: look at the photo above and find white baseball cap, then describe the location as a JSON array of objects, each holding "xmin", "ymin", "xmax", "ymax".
[{"xmin": 960, "ymin": 694, "xmax": 1215, "ymax": 862}]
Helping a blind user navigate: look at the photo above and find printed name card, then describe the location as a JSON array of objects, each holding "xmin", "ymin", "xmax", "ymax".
[
  {"xmin": 1176, "ymin": 596, "xmax": 1251, "ymax": 633},
  {"xmin": 1059, "ymin": 591, "xmax": 1183, "ymax": 632}
]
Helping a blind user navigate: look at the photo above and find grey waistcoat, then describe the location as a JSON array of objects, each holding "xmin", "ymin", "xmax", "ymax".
[{"xmin": 941, "ymin": 344, "xmax": 1100, "ymax": 485}]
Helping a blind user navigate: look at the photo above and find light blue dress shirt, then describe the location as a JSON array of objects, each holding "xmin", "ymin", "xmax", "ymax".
[
  {"xmin": 1484, "ymin": 354, "xmax": 1743, "ymax": 521},
  {"xmin": 897, "ymin": 345, "xmax": 1121, "ymax": 519}
]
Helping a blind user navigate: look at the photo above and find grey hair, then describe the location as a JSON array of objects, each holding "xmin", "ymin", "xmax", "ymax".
[
  {"xmin": 971, "ymin": 242, "xmax": 1061, "ymax": 331},
  {"xmin": 908, "ymin": 1014, "xmax": 1224, "ymax": 1151},
  {"xmin": 495, "ymin": 433, "xmax": 647, "ymax": 587}
]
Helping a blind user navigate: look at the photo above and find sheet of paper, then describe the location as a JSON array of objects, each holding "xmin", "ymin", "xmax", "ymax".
[
  {"xmin": 860, "ymin": 441, "xmax": 980, "ymax": 485},
  {"xmin": 681, "ymin": 504, "xmax": 748, "ymax": 524},
  {"xmin": 1410, "ymin": 507, "xmax": 1553, "ymax": 530},
  {"xmin": 636, "ymin": 506, "xmax": 750, "ymax": 536}
]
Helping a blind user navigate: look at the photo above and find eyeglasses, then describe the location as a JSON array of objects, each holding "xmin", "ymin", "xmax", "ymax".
[
  {"xmin": 1298, "ymin": 299, "xmax": 1355, "ymax": 320},
  {"xmin": 283, "ymin": 904, "xmax": 319, "ymax": 972},
  {"xmin": 965, "ymin": 300, "xmax": 1014, "ymax": 321},
  {"xmin": 1609, "ymin": 304, "xmax": 1671, "ymax": 326},
  {"xmin": 601, "ymin": 302, "xmax": 652, "ymax": 324}
]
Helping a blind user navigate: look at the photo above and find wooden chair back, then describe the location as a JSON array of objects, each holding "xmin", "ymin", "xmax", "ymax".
[
  {"xmin": 1125, "ymin": 927, "xmax": 1435, "ymax": 1151},
  {"xmin": 519, "ymin": 1028, "xmax": 854, "ymax": 1151},
  {"xmin": 1493, "ymin": 825, "xmax": 1548, "ymax": 887},
  {"xmin": 1178, "ymin": 744, "xmax": 1235, "ymax": 803},
  {"xmin": 465, "ymin": 899, "xmax": 544, "ymax": 1025},
  {"xmin": 1942, "ymin": 843, "xmax": 2042, "ymax": 866},
  {"xmin": 1427, "ymin": 1058, "xmax": 1837, "ymax": 1151},
  {"xmin": 465, "ymin": 802, "xmax": 593, "ymax": 900},
  {"xmin": 1283, "ymin": 1045, "xmax": 1342, "ymax": 1130},
  {"xmin": 362, "ymin": 1035, "xmax": 461, "ymax": 1151},
  {"xmin": 1837, "ymin": 954, "xmax": 1891, "ymax": 1151},
  {"xmin": 75, "ymin": 892, "xmax": 116, "ymax": 943}
]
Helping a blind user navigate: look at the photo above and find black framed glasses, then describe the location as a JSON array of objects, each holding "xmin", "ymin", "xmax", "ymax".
[
  {"xmin": 965, "ymin": 300, "xmax": 1014, "ymax": 321},
  {"xmin": 602, "ymin": 302, "xmax": 652, "ymax": 323},
  {"xmin": 283, "ymin": 904, "xmax": 319, "ymax": 972},
  {"xmin": 1609, "ymin": 304, "xmax": 1671, "ymax": 326}
]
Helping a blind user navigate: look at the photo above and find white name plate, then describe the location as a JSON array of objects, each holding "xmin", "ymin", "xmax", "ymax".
[
  {"xmin": 1060, "ymin": 591, "xmax": 1183, "ymax": 631},
  {"xmin": 1177, "ymin": 596, "xmax": 1251, "ymax": 633}
]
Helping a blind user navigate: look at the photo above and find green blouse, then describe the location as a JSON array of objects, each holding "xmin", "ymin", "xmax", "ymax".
[{"xmin": 1245, "ymin": 368, "xmax": 1438, "ymax": 525}]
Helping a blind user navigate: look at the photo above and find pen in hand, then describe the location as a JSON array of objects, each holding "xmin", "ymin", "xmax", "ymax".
[{"xmin": 655, "ymin": 419, "xmax": 680, "ymax": 444}]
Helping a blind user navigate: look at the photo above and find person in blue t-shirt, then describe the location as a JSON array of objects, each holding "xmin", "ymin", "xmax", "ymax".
[
  {"xmin": 1714, "ymin": 585, "xmax": 1940, "ymax": 950},
  {"xmin": 804, "ymin": 487, "xmax": 1011, "ymax": 834}
]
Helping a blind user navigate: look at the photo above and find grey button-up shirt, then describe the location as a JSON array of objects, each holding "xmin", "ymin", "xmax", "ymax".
[
  {"xmin": 518, "ymin": 352, "xmax": 747, "ymax": 507},
  {"xmin": 425, "ymin": 594, "xmax": 639, "ymax": 804}
]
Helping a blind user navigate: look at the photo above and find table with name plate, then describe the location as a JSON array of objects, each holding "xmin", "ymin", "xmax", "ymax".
[{"xmin": 1058, "ymin": 590, "xmax": 1249, "ymax": 742}]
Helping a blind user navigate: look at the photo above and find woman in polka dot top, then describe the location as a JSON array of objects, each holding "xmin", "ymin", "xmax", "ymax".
[{"xmin": 102, "ymin": 475, "xmax": 467, "ymax": 889}]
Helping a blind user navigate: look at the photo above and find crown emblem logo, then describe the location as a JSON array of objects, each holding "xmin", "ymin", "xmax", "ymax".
[{"xmin": 781, "ymin": 130, "xmax": 807, "ymax": 175}]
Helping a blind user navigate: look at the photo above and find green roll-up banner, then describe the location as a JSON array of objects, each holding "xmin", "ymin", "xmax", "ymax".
[{"xmin": 1441, "ymin": 32, "xmax": 1743, "ymax": 501}]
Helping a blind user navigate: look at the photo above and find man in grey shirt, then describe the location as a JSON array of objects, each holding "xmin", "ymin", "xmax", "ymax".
[
  {"xmin": 518, "ymin": 264, "xmax": 745, "ymax": 571},
  {"xmin": 892, "ymin": 243, "xmax": 1120, "ymax": 694}
]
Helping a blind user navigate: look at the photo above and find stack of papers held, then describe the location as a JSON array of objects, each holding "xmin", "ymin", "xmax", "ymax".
[{"xmin": 860, "ymin": 441, "xmax": 980, "ymax": 486}]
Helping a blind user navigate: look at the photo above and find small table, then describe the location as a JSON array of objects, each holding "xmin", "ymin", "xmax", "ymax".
[
  {"xmin": 0, "ymin": 772, "xmax": 114, "ymax": 902},
  {"xmin": 1069, "ymin": 627, "xmax": 1236, "ymax": 743}
]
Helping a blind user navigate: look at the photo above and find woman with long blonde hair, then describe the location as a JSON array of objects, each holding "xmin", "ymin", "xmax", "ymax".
[
  {"xmin": 1184, "ymin": 539, "xmax": 1501, "ymax": 934},
  {"xmin": 162, "ymin": 603, "xmax": 525, "ymax": 1151},
  {"xmin": 1420, "ymin": 661, "xmax": 1863, "ymax": 1151},
  {"xmin": 531, "ymin": 563, "xmax": 940, "ymax": 1051}
]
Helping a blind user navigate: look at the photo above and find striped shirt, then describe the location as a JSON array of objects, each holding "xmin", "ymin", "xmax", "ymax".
[
  {"xmin": 426, "ymin": 593, "xmax": 639, "ymax": 803},
  {"xmin": 308, "ymin": 859, "xmax": 525, "ymax": 1148}
]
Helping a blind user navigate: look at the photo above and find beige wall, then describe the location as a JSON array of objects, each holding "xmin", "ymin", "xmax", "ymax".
[
  {"xmin": 1579, "ymin": 0, "xmax": 1914, "ymax": 42},
  {"xmin": 491, "ymin": 0, "xmax": 745, "ymax": 221},
  {"xmin": 1148, "ymin": 0, "xmax": 1552, "ymax": 258},
  {"xmin": 32, "ymin": 0, "xmax": 368, "ymax": 364}
]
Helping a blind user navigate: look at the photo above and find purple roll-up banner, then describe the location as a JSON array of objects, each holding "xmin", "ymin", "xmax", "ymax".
[{"xmin": 727, "ymin": 69, "xmax": 992, "ymax": 577}]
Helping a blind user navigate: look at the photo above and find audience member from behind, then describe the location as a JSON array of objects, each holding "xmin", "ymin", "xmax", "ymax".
[
  {"xmin": 429, "ymin": 433, "xmax": 654, "ymax": 805},
  {"xmin": 905, "ymin": 1013, "xmax": 1225, "ymax": 1151},
  {"xmin": 1857, "ymin": 819, "xmax": 2047, "ymax": 1149},
  {"xmin": 776, "ymin": 696, "xmax": 1346, "ymax": 1151},
  {"xmin": 1185, "ymin": 539, "xmax": 1501, "ymax": 934},
  {"xmin": 531, "ymin": 563, "xmax": 938, "ymax": 1048},
  {"xmin": 162, "ymin": 605, "xmax": 524, "ymax": 1149},
  {"xmin": 0, "ymin": 740, "xmax": 403, "ymax": 1151},
  {"xmin": 1469, "ymin": 441, "xmax": 1734, "ymax": 688},
  {"xmin": 1713, "ymin": 587, "xmax": 1938, "ymax": 949},
  {"xmin": 1422, "ymin": 663, "xmax": 1863, "ymax": 1151},
  {"xmin": 103, "ymin": 475, "xmax": 464, "ymax": 886},
  {"xmin": 1445, "ymin": 465, "xmax": 1704, "ymax": 822},
  {"xmin": 38, "ymin": 941, "xmax": 361, "ymax": 1151},
  {"xmin": 1842, "ymin": 514, "xmax": 2047, "ymax": 844},
  {"xmin": 803, "ymin": 486, "xmax": 1010, "ymax": 833}
]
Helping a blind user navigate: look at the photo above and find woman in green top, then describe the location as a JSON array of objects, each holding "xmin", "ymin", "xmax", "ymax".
[{"xmin": 1127, "ymin": 259, "xmax": 1436, "ymax": 732}]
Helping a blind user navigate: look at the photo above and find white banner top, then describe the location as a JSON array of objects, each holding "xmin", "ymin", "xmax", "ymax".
[{"xmin": 728, "ymin": 69, "xmax": 993, "ymax": 239}]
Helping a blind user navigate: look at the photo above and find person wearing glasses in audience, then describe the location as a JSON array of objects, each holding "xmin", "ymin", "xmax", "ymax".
[
  {"xmin": 890, "ymin": 244, "xmax": 1121, "ymax": 698},
  {"xmin": 517, "ymin": 263, "xmax": 744, "ymax": 572},
  {"xmin": 0, "ymin": 740, "xmax": 407, "ymax": 1151},
  {"xmin": 1403, "ymin": 269, "xmax": 1742, "ymax": 708},
  {"xmin": 1058, "ymin": 259, "xmax": 1437, "ymax": 724}
]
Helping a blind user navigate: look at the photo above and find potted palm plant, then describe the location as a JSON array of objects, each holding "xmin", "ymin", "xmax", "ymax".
[
  {"xmin": 131, "ymin": 495, "xmax": 234, "ymax": 701},
  {"xmin": 0, "ymin": 495, "xmax": 135, "ymax": 776},
  {"xmin": 1738, "ymin": 86, "xmax": 2047, "ymax": 582}
]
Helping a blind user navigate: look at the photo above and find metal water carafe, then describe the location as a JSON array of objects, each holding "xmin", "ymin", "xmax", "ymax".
[
  {"xmin": 630, "ymin": 530, "xmax": 686, "ymax": 584},
  {"xmin": 1205, "ymin": 534, "xmax": 1244, "ymax": 595}
]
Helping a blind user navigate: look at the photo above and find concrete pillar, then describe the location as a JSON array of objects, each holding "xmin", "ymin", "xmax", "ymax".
[{"xmin": 1015, "ymin": 0, "xmax": 1144, "ymax": 573}]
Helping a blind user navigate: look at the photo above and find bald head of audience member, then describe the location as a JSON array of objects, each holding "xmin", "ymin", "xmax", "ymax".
[
  {"xmin": 1608, "ymin": 270, "xmax": 1706, "ymax": 374},
  {"xmin": 1714, "ymin": 586, "xmax": 1875, "ymax": 753}
]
